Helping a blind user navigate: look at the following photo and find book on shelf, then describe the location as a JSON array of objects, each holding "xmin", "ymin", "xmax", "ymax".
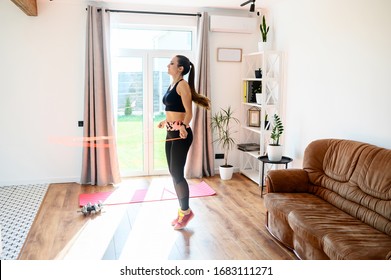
[
  {"xmin": 243, "ymin": 81, "xmax": 247, "ymax": 102},
  {"xmin": 237, "ymin": 143, "xmax": 260, "ymax": 151}
]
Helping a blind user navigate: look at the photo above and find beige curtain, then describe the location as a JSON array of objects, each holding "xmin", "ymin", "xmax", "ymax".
[
  {"xmin": 81, "ymin": 6, "xmax": 121, "ymax": 186},
  {"xmin": 185, "ymin": 12, "xmax": 215, "ymax": 178}
]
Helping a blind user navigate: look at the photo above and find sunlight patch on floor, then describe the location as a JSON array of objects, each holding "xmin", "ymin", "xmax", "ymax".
[
  {"xmin": 119, "ymin": 177, "xmax": 180, "ymax": 260},
  {"xmin": 57, "ymin": 176, "xmax": 184, "ymax": 260},
  {"xmin": 61, "ymin": 204, "xmax": 129, "ymax": 260}
]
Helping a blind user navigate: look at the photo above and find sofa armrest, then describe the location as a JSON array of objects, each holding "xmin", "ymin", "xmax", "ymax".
[{"xmin": 266, "ymin": 169, "xmax": 311, "ymax": 193}]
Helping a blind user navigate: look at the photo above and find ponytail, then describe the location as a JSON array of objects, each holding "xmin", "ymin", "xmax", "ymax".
[{"xmin": 176, "ymin": 55, "xmax": 210, "ymax": 110}]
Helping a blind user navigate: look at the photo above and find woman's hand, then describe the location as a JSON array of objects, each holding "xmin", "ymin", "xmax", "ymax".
[
  {"xmin": 179, "ymin": 126, "xmax": 188, "ymax": 139},
  {"xmin": 157, "ymin": 120, "xmax": 166, "ymax": 129}
]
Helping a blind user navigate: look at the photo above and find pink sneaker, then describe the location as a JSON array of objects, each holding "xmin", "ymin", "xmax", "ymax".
[
  {"xmin": 173, "ymin": 209, "xmax": 194, "ymax": 230},
  {"xmin": 171, "ymin": 209, "xmax": 181, "ymax": 226}
]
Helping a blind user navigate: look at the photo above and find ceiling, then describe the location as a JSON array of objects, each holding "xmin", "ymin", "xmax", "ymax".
[{"xmin": 93, "ymin": 0, "xmax": 266, "ymax": 10}]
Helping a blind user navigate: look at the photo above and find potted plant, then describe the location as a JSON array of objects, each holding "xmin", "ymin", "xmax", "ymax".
[
  {"xmin": 255, "ymin": 68, "xmax": 262, "ymax": 78},
  {"xmin": 267, "ymin": 113, "xmax": 284, "ymax": 161},
  {"xmin": 258, "ymin": 15, "xmax": 270, "ymax": 51},
  {"xmin": 211, "ymin": 106, "xmax": 240, "ymax": 180}
]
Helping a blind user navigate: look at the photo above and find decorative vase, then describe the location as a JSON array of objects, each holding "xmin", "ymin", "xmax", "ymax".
[
  {"xmin": 267, "ymin": 145, "xmax": 283, "ymax": 161},
  {"xmin": 219, "ymin": 165, "xmax": 234, "ymax": 180},
  {"xmin": 258, "ymin": 41, "xmax": 271, "ymax": 52},
  {"xmin": 255, "ymin": 69, "xmax": 262, "ymax": 78},
  {"xmin": 256, "ymin": 93, "xmax": 262, "ymax": 104}
]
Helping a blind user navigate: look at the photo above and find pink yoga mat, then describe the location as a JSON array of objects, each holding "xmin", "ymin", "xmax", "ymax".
[{"xmin": 79, "ymin": 181, "xmax": 216, "ymax": 206}]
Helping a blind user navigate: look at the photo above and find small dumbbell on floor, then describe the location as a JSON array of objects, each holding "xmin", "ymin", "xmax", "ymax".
[{"xmin": 79, "ymin": 201, "xmax": 103, "ymax": 216}]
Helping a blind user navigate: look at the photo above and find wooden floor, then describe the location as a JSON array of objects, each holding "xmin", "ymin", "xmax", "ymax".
[{"xmin": 18, "ymin": 173, "xmax": 296, "ymax": 260}]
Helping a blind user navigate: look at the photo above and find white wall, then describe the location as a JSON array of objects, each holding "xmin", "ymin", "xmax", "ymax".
[
  {"xmin": 267, "ymin": 0, "xmax": 391, "ymax": 167},
  {"xmin": 0, "ymin": 0, "xmax": 86, "ymax": 185}
]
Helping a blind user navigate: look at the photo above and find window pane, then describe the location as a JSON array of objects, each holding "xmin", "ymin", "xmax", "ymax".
[
  {"xmin": 113, "ymin": 57, "xmax": 144, "ymax": 174},
  {"xmin": 112, "ymin": 29, "xmax": 192, "ymax": 50}
]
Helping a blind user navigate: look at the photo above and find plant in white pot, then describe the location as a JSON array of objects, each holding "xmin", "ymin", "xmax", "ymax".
[
  {"xmin": 251, "ymin": 82, "xmax": 262, "ymax": 104},
  {"xmin": 267, "ymin": 114, "xmax": 284, "ymax": 161},
  {"xmin": 258, "ymin": 15, "xmax": 270, "ymax": 51},
  {"xmin": 211, "ymin": 106, "xmax": 240, "ymax": 180}
]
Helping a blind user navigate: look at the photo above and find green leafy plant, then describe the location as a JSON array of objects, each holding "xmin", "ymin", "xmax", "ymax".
[
  {"xmin": 211, "ymin": 106, "xmax": 240, "ymax": 167},
  {"xmin": 260, "ymin": 15, "xmax": 270, "ymax": 42},
  {"xmin": 251, "ymin": 82, "xmax": 262, "ymax": 95},
  {"xmin": 270, "ymin": 114, "xmax": 284, "ymax": 145},
  {"xmin": 124, "ymin": 96, "xmax": 132, "ymax": 116}
]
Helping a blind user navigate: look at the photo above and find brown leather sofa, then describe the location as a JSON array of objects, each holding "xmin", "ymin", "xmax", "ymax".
[{"xmin": 264, "ymin": 139, "xmax": 391, "ymax": 259}]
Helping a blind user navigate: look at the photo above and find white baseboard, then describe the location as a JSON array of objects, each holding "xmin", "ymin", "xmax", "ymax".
[{"xmin": 0, "ymin": 177, "xmax": 80, "ymax": 187}]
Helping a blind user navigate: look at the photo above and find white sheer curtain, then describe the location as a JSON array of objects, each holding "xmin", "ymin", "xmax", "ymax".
[
  {"xmin": 81, "ymin": 6, "xmax": 121, "ymax": 186},
  {"xmin": 185, "ymin": 12, "xmax": 215, "ymax": 178}
]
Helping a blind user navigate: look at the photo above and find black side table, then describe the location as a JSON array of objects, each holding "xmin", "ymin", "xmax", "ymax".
[{"xmin": 258, "ymin": 155, "xmax": 293, "ymax": 197}]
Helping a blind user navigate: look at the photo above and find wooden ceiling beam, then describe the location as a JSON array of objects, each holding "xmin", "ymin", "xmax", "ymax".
[{"xmin": 11, "ymin": 0, "xmax": 38, "ymax": 16}]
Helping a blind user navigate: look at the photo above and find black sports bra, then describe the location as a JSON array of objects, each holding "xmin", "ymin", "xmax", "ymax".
[{"xmin": 162, "ymin": 79, "xmax": 186, "ymax": 113}]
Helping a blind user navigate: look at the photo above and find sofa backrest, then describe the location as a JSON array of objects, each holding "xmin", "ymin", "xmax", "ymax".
[{"xmin": 303, "ymin": 139, "xmax": 391, "ymax": 236}]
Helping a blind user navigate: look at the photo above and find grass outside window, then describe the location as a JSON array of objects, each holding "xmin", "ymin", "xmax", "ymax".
[{"xmin": 117, "ymin": 114, "xmax": 167, "ymax": 173}]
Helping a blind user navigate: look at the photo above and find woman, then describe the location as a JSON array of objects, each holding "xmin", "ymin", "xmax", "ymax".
[{"xmin": 158, "ymin": 55, "xmax": 210, "ymax": 230}]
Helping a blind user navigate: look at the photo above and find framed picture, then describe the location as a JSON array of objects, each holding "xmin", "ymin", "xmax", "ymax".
[
  {"xmin": 248, "ymin": 107, "xmax": 260, "ymax": 127},
  {"xmin": 217, "ymin": 48, "xmax": 242, "ymax": 62}
]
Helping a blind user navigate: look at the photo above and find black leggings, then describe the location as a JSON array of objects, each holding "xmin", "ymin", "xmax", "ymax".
[{"xmin": 165, "ymin": 127, "xmax": 193, "ymax": 211}]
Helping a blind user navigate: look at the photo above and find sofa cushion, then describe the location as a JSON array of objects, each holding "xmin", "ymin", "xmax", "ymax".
[
  {"xmin": 265, "ymin": 193, "xmax": 331, "ymax": 249},
  {"xmin": 289, "ymin": 205, "xmax": 391, "ymax": 260},
  {"xmin": 266, "ymin": 192, "xmax": 391, "ymax": 259},
  {"xmin": 303, "ymin": 139, "xmax": 367, "ymax": 186},
  {"xmin": 323, "ymin": 230, "xmax": 391, "ymax": 260}
]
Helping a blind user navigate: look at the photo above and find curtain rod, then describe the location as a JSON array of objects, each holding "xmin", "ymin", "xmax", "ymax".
[{"xmin": 105, "ymin": 9, "xmax": 201, "ymax": 17}]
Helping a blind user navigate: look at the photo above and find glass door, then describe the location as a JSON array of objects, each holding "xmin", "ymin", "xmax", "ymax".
[
  {"xmin": 112, "ymin": 54, "xmax": 175, "ymax": 176},
  {"xmin": 112, "ymin": 56, "xmax": 147, "ymax": 176}
]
